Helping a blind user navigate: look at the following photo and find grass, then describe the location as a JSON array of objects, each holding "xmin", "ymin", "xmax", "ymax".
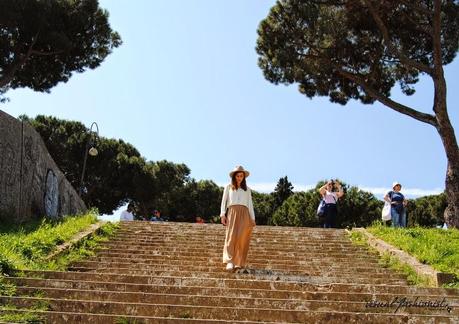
[
  {"xmin": 348, "ymin": 230, "xmax": 433, "ymax": 286},
  {"xmin": 0, "ymin": 211, "xmax": 119, "ymax": 323},
  {"xmin": 366, "ymin": 224, "xmax": 459, "ymax": 288},
  {"xmin": 0, "ymin": 210, "xmax": 117, "ymax": 273},
  {"xmin": 0, "ymin": 300, "xmax": 49, "ymax": 323}
]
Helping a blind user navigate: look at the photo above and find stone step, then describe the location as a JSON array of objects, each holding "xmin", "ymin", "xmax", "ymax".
[
  {"xmin": 97, "ymin": 243, "xmax": 377, "ymax": 257},
  {"xmin": 116, "ymin": 222, "xmax": 348, "ymax": 233},
  {"xmin": 87, "ymin": 251, "xmax": 382, "ymax": 269},
  {"xmin": 9, "ymin": 287, "xmax": 459, "ymax": 316},
  {"xmin": 114, "ymin": 233, "xmax": 349, "ymax": 241},
  {"xmin": 67, "ymin": 267, "xmax": 406, "ymax": 285},
  {"xmin": 8, "ymin": 276, "xmax": 459, "ymax": 299},
  {"xmin": 70, "ymin": 259, "xmax": 398, "ymax": 276},
  {"xmin": 14, "ymin": 270, "xmax": 413, "ymax": 291},
  {"xmin": 1, "ymin": 296, "xmax": 457, "ymax": 321},
  {"xmin": 96, "ymin": 247, "xmax": 374, "ymax": 260},
  {"xmin": 106, "ymin": 236, "xmax": 356, "ymax": 245},
  {"xmin": 0, "ymin": 309, "xmax": 264, "ymax": 324},
  {"xmin": 93, "ymin": 248, "xmax": 377, "ymax": 258},
  {"xmin": 78, "ymin": 255, "xmax": 382, "ymax": 269},
  {"xmin": 69, "ymin": 260, "xmax": 406, "ymax": 280}
]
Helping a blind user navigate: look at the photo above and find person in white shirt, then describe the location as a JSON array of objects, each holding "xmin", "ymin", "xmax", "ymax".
[
  {"xmin": 220, "ymin": 165, "xmax": 256, "ymax": 271},
  {"xmin": 119, "ymin": 203, "xmax": 134, "ymax": 221}
]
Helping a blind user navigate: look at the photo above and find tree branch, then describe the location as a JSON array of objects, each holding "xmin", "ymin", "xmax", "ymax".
[
  {"xmin": 0, "ymin": 32, "xmax": 40, "ymax": 88},
  {"xmin": 399, "ymin": 0, "xmax": 434, "ymax": 17},
  {"xmin": 432, "ymin": 0, "xmax": 444, "ymax": 78},
  {"xmin": 363, "ymin": 0, "xmax": 434, "ymax": 75},
  {"xmin": 336, "ymin": 67, "xmax": 437, "ymax": 126},
  {"xmin": 297, "ymin": 51, "xmax": 437, "ymax": 126},
  {"xmin": 30, "ymin": 49, "xmax": 65, "ymax": 56}
]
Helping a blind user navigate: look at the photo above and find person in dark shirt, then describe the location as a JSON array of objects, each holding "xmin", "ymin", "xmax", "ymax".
[{"xmin": 384, "ymin": 181, "xmax": 408, "ymax": 227}]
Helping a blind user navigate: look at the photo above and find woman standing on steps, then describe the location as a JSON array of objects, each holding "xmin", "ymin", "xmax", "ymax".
[
  {"xmin": 220, "ymin": 166, "xmax": 256, "ymax": 271},
  {"xmin": 319, "ymin": 179, "xmax": 344, "ymax": 228}
]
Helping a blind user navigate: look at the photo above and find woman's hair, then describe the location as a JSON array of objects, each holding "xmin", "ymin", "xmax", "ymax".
[{"xmin": 231, "ymin": 172, "xmax": 247, "ymax": 191}]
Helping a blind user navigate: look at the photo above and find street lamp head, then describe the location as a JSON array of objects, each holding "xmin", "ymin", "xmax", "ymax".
[
  {"xmin": 88, "ymin": 147, "xmax": 98, "ymax": 156},
  {"xmin": 79, "ymin": 121, "xmax": 100, "ymax": 197}
]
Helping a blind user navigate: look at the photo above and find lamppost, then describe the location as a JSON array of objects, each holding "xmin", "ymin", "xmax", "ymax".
[{"xmin": 79, "ymin": 122, "xmax": 99, "ymax": 196}]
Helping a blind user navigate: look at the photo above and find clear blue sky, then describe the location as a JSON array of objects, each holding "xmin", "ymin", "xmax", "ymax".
[{"xmin": 3, "ymin": 0, "xmax": 459, "ymax": 199}]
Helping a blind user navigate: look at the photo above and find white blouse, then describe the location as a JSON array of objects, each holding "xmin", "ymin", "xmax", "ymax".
[{"xmin": 220, "ymin": 184, "xmax": 255, "ymax": 220}]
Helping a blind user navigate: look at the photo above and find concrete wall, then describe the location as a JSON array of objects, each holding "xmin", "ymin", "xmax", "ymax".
[{"xmin": 0, "ymin": 110, "xmax": 86, "ymax": 222}]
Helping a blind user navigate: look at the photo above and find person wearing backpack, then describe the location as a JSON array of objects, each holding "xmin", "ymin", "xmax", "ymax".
[
  {"xmin": 384, "ymin": 181, "xmax": 408, "ymax": 227},
  {"xmin": 318, "ymin": 179, "xmax": 344, "ymax": 228}
]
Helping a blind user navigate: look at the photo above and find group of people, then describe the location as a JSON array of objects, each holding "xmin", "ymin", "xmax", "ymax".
[
  {"xmin": 119, "ymin": 205, "xmax": 165, "ymax": 222},
  {"xmin": 121, "ymin": 165, "xmax": 408, "ymax": 272},
  {"xmin": 219, "ymin": 165, "xmax": 409, "ymax": 272}
]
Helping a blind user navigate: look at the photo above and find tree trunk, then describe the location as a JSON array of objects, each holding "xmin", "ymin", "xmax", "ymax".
[
  {"xmin": 444, "ymin": 160, "xmax": 459, "ymax": 228},
  {"xmin": 433, "ymin": 77, "xmax": 459, "ymax": 229},
  {"xmin": 436, "ymin": 105, "xmax": 459, "ymax": 228}
]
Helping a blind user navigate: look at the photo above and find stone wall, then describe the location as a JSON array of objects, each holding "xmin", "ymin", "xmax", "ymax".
[{"xmin": 0, "ymin": 110, "xmax": 86, "ymax": 222}]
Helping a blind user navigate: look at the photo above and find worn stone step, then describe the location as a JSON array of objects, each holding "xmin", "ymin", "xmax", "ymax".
[
  {"xmin": 93, "ymin": 249, "xmax": 377, "ymax": 260},
  {"xmin": 105, "ymin": 237, "xmax": 356, "ymax": 246},
  {"xmin": 67, "ymin": 266, "xmax": 406, "ymax": 285},
  {"xmin": 9, "ymin": 287, "xmax": 459, "ymax": 316},
  {"xmin": 8, "ymin": 277, "xmax": 459, "ymax": 300},
  {"xmin": 116, "ymin": 222, "xmax": 348, "ymax": 232},
  {"xmin": 75, "ymin": 256, "xmax": 384, "ymax": 270},
  {"xmin": 83, "ymin": 250, "xmax": 383, "ymax": 262},
  {"xmin": 1, "ymin": 296, "xmax": 457, "ymax": 321},
  {"xmin": 96, "ymin": 247, "xmax": 376, "ymax": 261},
  {"xmin": 14, "ymin": 283, "xmax": 459, "ymax": 306},
  {"xmin": 96, "ymin": 244, "xmax": 380, "ymax": 257},
  {"xmin": 70, "ymin": 259, "xmax": 399, "ymax": 276},
  {"xmin": 4, "ymin": 307, "xmax": 456, "ymax": 324},
  {"xmin": 16, "ymin": 270, "xmax": 410, "ymax": 290},
  {"xmin": 69, "ymin": 266, "xmax": 406, "ymax": 284},
  {"xmin": 17, "ymin": 287, "xmax": 459, "ymax": 308},
  {"xmin": 112, "ymin": 235, "xmax": 353, "ymax": 244},
  {"xmin": 0, "ymin": 309, "xmax": 263, "ymax": 324},
  {"xmin": 69, "ymin": 261, "xmax": 406, "ymax": 280}
]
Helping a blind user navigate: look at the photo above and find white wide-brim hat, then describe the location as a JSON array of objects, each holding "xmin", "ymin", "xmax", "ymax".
[
  {"xmin": 392, "ymin": 181, "xmax": 402, "ymax": 189},
  {"xmin": 229, "ymin": 165, "xmax": 250, "ymax": 178}
]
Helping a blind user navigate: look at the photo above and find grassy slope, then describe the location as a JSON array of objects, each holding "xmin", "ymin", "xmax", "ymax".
[
  {"xmin": 0, "ymin": 211, "xmax": 118, "ymax": 322},
  {"xmin": 366, "ymin": 224, "xmax": 459, "ymax": 287}
]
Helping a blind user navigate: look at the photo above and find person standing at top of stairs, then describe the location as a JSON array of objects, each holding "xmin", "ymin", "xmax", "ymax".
[
  {"xmin": 220, "ymin": 166, "xmax": 256, "ymax": 272},
  {"xmin": 319, "ymin": 180, "xmax": 344, "ymax": 228}
]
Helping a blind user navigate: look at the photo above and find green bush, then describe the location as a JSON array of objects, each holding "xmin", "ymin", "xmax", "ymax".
[{"xmin": 407, "ymin": 193, "xmax": 446, "ymax": 227}]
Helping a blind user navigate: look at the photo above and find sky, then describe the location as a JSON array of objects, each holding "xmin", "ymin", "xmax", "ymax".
[{"xmin": 3, "ymin": 0, "xmax": 459, "ymax": 203}]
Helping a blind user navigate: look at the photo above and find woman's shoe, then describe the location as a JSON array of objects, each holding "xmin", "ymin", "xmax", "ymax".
[{"xmin": 225, "ymin": 262, "xmax": 234, "ymax": 271}]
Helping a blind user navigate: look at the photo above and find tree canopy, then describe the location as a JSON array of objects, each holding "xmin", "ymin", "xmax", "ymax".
[
  {"xmin": 272, "ymin": 176, "xmax": 294, "ymax": 210},
  {"xmin": 257, "ymin": 0, "xmax": 458, "ymax": 110},
  {"xmin": 256, "ymin": 0, "xmax": 459, "ymax": 227},
  {"xmin": 0, "ymin": 0, "xmax": 121, "ymax": 101},
  {"xmin": 22, "ymin": 115, "xmax": 181, "ymax": 215}
]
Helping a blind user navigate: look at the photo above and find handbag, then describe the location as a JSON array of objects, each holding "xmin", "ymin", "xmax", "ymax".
[
  {"xmin": 316, "ymin": 199, "xmax": 326, "ymax": 217},
  {"xmin": 381, "ymin": 201, "xmax": 391, "ymax": 221}
]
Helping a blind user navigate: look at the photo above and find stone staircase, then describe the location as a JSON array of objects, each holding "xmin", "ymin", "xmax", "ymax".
[{"xmin": 2, "ymin": 222, "xmax": 458, "ymax": 323}]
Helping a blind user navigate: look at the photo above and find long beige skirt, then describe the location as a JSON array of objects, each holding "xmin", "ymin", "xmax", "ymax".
[{"xmin": 222, "ymin": 205, "xmax": 254, "ymax": 267}]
